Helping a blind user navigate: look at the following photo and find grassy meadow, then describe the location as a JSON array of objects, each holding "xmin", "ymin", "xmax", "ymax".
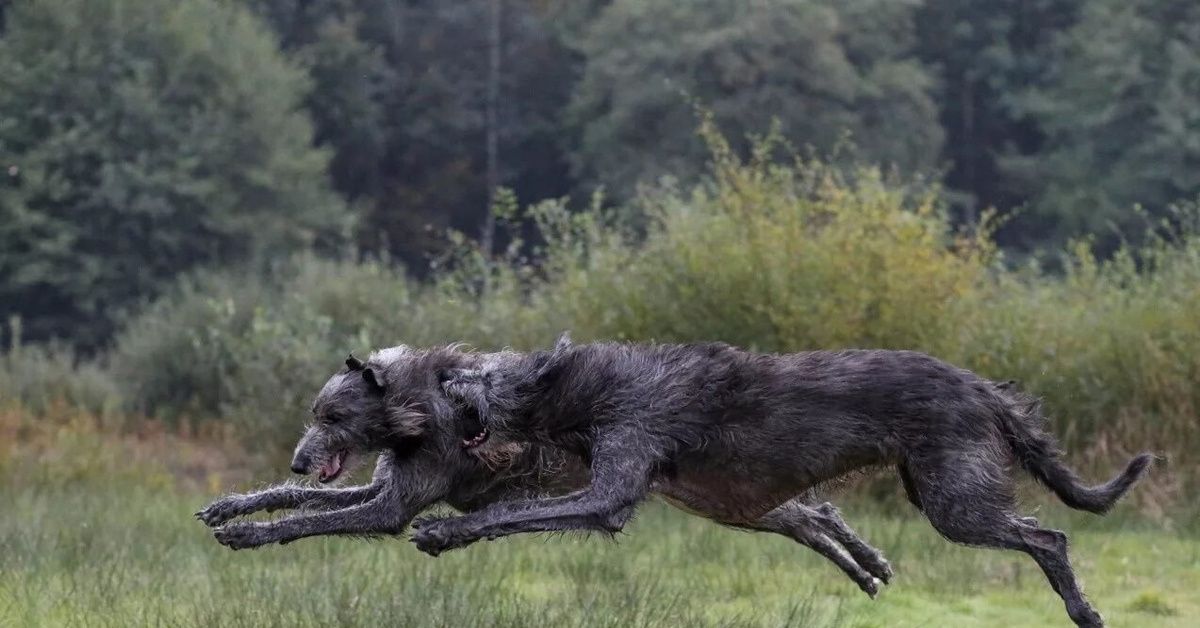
[{"xmin": 1, "ymin": 406, "xmax": 1198, "ymax": 628}]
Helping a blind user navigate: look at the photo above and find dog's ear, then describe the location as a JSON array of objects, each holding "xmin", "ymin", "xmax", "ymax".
[
  {"xmin": 553, "ymin": 331, "xmax": 571, "ymax": 353},
  {"xmin": 531, "ymin": 331, "xmax": 572, "ymax": 382},
  {"xmin": 362, "ymin": 366, "xmax": 385, "ymax": 393},
  {"xmin": 345, "ymin": 353, "xmax": 365, "ymax": 371}
]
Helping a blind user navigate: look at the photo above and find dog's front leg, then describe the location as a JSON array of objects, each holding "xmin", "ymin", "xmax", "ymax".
[
  {"xmin": 412, "ymin": 434, "xmax": 655, "ymax": 556},
  {"xmin": 212, "ymin": 488, "xmax": 415, "ymax": 550},
  {"xmin": 411, "ymin": 490, "xmax": 641, "ymax": 556},
  {"xmin": 197, "ymin": 457, "xmax": 393, "ymax": 526},
  {"xmin": 196, "ymin": 482, "xmax": 384, "ymax": 527}
]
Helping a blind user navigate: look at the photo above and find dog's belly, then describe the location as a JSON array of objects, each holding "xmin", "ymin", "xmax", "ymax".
[{"xmin": 651, "ymin": 472, "xmax": 793, "ymax": 524}]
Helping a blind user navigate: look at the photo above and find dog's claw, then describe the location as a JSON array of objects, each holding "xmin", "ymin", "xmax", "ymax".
[
  {"xmin": 196, "ymin": 496, "xmax": 254, "ymax": 527},
  {"xmin": 878, "ymin": 560, "xmax": 894, "ymax": 584},
  {"xmin": 865, "ymin": 557, "xmax": 893, "ymax": 585}
]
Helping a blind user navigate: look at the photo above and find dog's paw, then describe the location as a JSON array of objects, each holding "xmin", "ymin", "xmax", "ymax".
[
  {"xmin": 213, "ymin": 522, "xmax": 274, "ymax": 551},
  {"xmin": 196, "ymin": 495, "xmax": 253, "ymax": 527},
  {"xmin": 866, "ymin": 555, "xmax": 894, "ymax": 585},
  {"xmin": 410, "ymin": 524, "xmax": 451, "ymax": 557},
  {"xmin": 410, "ymin": 520, "xmax": 476, "ymax": 557}
]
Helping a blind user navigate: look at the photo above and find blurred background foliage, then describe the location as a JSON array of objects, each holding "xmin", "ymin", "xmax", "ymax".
[{"xmin": 0, "ymin": 0, "xmax": 1198, "ymax": 489}]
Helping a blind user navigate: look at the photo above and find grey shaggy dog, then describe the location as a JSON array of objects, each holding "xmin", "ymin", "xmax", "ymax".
[
  {"xmin": 195, "ymin": 345, "xmax": 896, "ymax": 597},
  {"xmin": 412, "ymin": 333, "xmax": 1154, "ymax": 628}
]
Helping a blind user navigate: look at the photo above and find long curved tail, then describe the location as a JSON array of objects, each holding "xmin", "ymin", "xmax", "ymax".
[{"xmin": 998, "ymin": 392, "xmax": 1155, "ymax": 514}]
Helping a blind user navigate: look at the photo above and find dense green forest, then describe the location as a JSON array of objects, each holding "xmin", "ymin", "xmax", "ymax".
[{"xmin": 2, "ymin": 0, "xmax": 1199, "ymax": 348}]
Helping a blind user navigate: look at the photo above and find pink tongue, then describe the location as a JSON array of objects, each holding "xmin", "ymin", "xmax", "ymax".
[{"xmin": 322, "ymin": 455, "xmax": 342, "ymax": 478}]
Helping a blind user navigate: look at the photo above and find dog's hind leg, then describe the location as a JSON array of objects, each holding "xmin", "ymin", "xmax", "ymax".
[
  {"xmin": 898, "ymin": 461, "xmax": 923, "ymax": 511},
  {"xmin": 757, "ymin": 502, "xmax": 893, "ymax": 584},
  {"xmin": 743, "ymin": 503, "xmax": 888, "ymax": 598},
  {"xmin": 905, "ymin": 449, "xmax": 1105, "ymax": 628},
  {"xmin": 810, "ymin": 502, "xmax": 894, "ymax": 584}
]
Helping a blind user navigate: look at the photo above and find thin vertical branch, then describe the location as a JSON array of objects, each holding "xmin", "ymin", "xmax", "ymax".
[{"xmin": 482, "ymin": 0, "xmax": 502, "ymax": 258}]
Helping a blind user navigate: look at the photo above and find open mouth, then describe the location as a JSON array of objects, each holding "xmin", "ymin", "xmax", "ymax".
[
  {"xmin": 461, "ymin": 409, "xmax": 490, "ymax": 450},
  {"xmin": 462, "ymin": 428, "xmax": 490, "ymax": 449},
  {"xmin": 318, "ymin": 451, "xmax": 346, "ymax": 484}
]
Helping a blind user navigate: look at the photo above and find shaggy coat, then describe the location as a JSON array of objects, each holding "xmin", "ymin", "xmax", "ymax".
[
  {"xmin": 414, "ymin": 334, "xmax": 1153, "ymax": 628},
  {"xmin": 196, "ymin": 344, "xmax": 894, "ymax": 597}
]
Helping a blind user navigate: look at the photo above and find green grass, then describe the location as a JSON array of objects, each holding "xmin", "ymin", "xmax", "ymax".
[{"xmin": 3, "ymin": 479, "xmax": 1198, "ymax": 628}]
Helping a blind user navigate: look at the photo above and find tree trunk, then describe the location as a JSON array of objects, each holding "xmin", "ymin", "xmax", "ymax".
[{"xmin": 482, "ymin": 0, "xmax": 502, "ymax": 258}]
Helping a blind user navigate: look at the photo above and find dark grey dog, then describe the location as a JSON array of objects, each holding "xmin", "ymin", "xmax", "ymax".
[
  {"xmin": 196, "ymin": 347, "xmax": 895, "ymax": 597},
  {"xmin": 412, "ymin": 334, "xmax": 1153, "ymax": 628}
]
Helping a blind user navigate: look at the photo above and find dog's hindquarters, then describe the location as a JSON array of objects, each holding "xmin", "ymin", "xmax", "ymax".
[
  {"xmin": 900, "ymin": 444, "xmax": 1106, "ymax": 628},
  {"xmin": 895, "ymin": 383, "xmax": 1153, "ymax": 628}
]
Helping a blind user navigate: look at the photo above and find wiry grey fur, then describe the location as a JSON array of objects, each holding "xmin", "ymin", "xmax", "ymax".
[
  {"xmin": 196, "ymin": 344, "xmax": 896, "ymax": 597},
  {"xmin": 412, "ymin": 333, "xmax": 1154, "ymax": 628}
]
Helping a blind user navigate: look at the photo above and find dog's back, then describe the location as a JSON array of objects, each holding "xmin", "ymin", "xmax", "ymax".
[{"xmin": 518, "ymin": 343, "xmax": 1002, "ymax": 457}]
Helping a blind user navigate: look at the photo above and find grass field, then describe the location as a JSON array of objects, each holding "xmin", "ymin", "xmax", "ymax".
[
  {"xmin": 3, "ymin": 474, "xmax": 1198, "ymax": 628},
  {"xmin": 1, "ymin": 406, "xmax": 1196, "ymax": 627}
]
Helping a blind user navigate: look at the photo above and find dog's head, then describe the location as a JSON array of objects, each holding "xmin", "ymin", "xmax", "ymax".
[
  {"xmin": 438, "ymin": 332, "xmax": 573, "ymax": 462},
  {"xmin": 290, "ymin": 333, "xmax": 572, "ymax": 484},
  {"xmin": 290, "ymin": 345, "xmax": 481, "ymax": 484}
]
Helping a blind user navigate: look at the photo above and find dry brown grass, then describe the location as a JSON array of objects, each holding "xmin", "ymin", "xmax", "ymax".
[{"xmin": 0, "ymin": 401, "xmax": 260, "ymax": 493}]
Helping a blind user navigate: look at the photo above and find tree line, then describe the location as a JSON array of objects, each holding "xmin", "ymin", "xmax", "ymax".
[{"xmin": 1, "ymin": 0, "xmax": 1199, "ymax": 347}]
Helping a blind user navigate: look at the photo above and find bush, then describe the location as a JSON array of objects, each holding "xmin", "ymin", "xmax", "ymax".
[
  {"xmin": 955, "ymin": 211, "xmax": 1200, "ymax": 452},
  {"xmin": 111, "ymin": 127, "xmax": 1200, "ymax": 478},
  {"xmin": 546, "ymin": 120, "xmax": 990, "ymax": 354},
  {"xmin": 0, "ymin": 320, "xmax": 121, "ymax": 418},
  {"xmin": 109, "ymin": 268, "xmax": 284, "ymax": 420}
]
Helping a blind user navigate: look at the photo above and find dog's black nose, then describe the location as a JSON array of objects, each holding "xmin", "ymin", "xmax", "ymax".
[{"xmin": 290, "ymin": 456, "xmax": 310, "ymax": 475}]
